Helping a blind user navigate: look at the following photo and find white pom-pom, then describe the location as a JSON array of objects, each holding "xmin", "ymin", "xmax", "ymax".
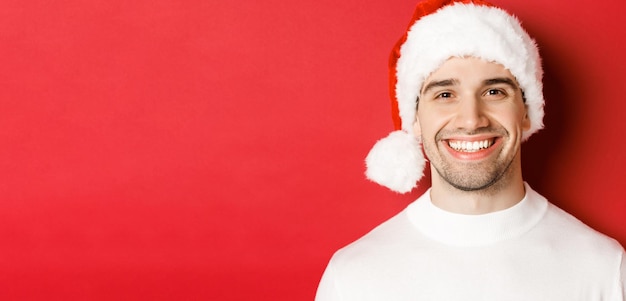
[{"xmin": 365, "ymin": 130, "xmax": 426, "ymax": 193}]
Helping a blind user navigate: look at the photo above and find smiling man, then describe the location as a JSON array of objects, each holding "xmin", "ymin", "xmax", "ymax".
[{"xmin": 315, "ymin": 0, "xmax": 625, "ymax": 300}]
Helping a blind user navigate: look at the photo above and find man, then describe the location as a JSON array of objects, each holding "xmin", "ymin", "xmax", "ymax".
[{"xmin": 316, "ymin": 0, "xmax": 626, "ymax": 300}]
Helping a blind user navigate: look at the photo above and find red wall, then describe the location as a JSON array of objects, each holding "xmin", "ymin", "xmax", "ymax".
[{"xmin": 1, "ymin": 0, "xmax": 625, "ymax": 299}]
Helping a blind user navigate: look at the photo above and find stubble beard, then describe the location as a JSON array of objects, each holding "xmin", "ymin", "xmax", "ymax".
[{"xmin": 423, "ymin": 128, "xmax": 517, "ymax": 194}]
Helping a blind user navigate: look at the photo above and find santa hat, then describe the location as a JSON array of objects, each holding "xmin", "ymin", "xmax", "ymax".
[{"xmin": 365, "ymin": 0, "xmax": 544, "ymax": 193}]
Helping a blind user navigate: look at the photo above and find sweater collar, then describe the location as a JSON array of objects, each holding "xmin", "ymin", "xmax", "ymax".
[{"xmin": 406, "ymin": 182, "xmax": 548, "ymax": 247}]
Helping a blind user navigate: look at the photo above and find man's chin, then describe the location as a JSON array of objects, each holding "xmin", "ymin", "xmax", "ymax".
[
  {"xmin": 434, "ymin": 167, "xmax": 503, "ymax": 192},
  {"xmin": 447, "ymin": 178, "xmax": 499, "ymax": 192}
]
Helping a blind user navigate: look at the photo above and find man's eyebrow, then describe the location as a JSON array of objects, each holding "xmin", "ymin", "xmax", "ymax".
[
  {"xmin": 483, "ymin": 77, "xmax": 520, "ymax": 90},
  {"xmin": 421, "ymin": 79, "xmax": 459, "ymax": 95}
]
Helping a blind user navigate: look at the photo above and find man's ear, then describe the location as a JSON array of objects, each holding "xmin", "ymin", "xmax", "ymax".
[
  {"xmin": 412, "ymin": 114, "xmax": 422, "ymax": 140},
  {"xmin": 522, "ymin": 105, "xmax": 531, "ymax": 132}
]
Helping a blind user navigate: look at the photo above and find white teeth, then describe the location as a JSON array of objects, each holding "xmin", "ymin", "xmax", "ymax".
[{"xmin": 448, "ymin": 139, "xmax": 493, "ymax": 152}]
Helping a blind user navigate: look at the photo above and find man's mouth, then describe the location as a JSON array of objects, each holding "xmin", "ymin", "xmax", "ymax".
[{"xmin": 447, "ymin": 139, "xmax": 494, "ymax": 153}]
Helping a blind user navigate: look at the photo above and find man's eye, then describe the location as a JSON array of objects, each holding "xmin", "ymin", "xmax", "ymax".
[
  {"xmin": 486, "ymin": 89, "xmax": 505, "ymax": 96},
  {"xmin": 436, "ymin": 92, "xmax": 452, "ymax": 98}
]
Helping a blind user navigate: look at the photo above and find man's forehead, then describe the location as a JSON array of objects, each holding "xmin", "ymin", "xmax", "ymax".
[{"xmin": 421, "ymin": 57, "xmax": 518, "ymax": 90}]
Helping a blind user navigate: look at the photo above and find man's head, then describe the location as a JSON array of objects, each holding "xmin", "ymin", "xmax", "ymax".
[
  {"xmin": 415, "ymin": 57, "xmax": 529, "ymax": 192},
  {"xmin": 365, "ymin": 0, "xmax": 544, "ymax": 193}
]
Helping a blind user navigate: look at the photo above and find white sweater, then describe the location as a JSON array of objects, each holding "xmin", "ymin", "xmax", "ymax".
[{"xmin": 316, "ymin": 184, "xmax": 625, "ymax": 300}]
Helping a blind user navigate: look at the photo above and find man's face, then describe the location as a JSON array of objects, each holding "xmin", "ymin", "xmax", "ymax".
[{"xmin": 414, "ymin": 57, "xmax": 530, "ymax": 192}]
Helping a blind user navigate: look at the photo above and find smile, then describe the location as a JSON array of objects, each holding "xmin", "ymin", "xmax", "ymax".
[{"xmin": 448, "ymin": 139, "xmax": 494, "ymax": 152}]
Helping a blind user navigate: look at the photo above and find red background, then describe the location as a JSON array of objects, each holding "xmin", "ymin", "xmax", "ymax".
[{"xmin": 1, "ymin": 0, "xmax": 625, "ymax": 299}]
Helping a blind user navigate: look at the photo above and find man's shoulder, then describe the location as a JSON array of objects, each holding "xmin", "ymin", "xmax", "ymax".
[
  {"xmin": 540, "ymin": 201, "xmax": 624, "ymax": 256},
  {"xmin": 329, "ymin": 206, "xmax": 422, "ymax": 266}
]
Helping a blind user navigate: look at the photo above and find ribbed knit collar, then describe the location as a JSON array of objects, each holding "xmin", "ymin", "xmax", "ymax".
[{"xmin": 406, "ymin": 183, "xmax": 548, "ymax": 247}]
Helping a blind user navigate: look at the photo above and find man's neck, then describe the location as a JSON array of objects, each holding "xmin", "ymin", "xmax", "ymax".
[{"xmin": 429, "ymin": 172, "xmax": 526, "ymax": 215}]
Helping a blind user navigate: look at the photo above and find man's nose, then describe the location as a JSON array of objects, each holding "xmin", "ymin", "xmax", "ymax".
[{"xmin": 452, "ymin": 95, "xmax": 489, "ymax": 130}]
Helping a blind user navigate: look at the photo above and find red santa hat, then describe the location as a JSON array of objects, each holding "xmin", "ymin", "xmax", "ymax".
[{"xmin": 365, "ymin": 0, "xmax": 544, "ymax": 193}]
